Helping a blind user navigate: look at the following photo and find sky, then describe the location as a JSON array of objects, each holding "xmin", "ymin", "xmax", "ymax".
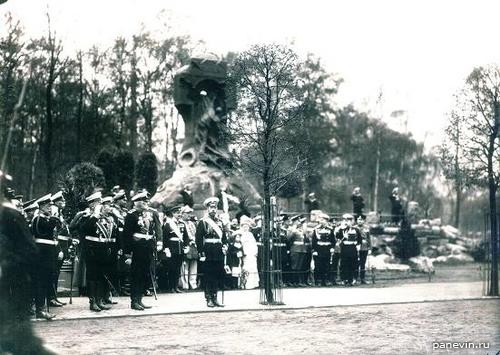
[{"xmin": 2, "ymin": 0, "xmax": 500, "ymax": 149}]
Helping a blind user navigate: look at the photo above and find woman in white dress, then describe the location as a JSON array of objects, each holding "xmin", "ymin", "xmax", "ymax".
[{"xmin": 239, "ymin": 216, "xmax": 259, "ymax": 289}]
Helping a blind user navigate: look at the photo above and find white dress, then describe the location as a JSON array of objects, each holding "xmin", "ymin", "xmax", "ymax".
[{"xmin": 240, "ymin": 230, "xmax": 260, "ymax": 289}]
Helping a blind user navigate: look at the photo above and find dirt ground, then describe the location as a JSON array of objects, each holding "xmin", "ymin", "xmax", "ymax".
[{"xmin": 34, "ymin": 299, "xmax": 499, "ymax": 355}]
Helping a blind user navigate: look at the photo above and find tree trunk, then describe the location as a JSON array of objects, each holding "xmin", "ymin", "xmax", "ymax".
[
  {"xmin": 129, "ymin": 47, "xmax": 138, "ymax": 157},
  {"xmin": 487, "ymin": 103, "xmax": 499, "ymax": 296},
  {"xmin": 76, "ymin": 52, "xmax": 83, "ymax": 162},
  {"xmin": 45, "ymin": 79, "xmax": 53, "ymax": 191},
  {"xmin": 29, "ymin": 144, "xmax": 39, "ymax": 199},
  {"xmin": 373, "ymin": 135, "xmax": 380, "ymax": 212},
  {"xmin": 455, "ymin": 183, "xmax": 461, "ymax": 228}
]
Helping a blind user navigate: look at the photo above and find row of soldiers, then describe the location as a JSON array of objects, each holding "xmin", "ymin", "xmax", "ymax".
[
  {"xmin": 3, "ymin": 177, "xmax": 373, "ymax": 320},
  {"xmin": 5, "ymin": 184, "xmax": 233, "ymax": 318},
  {"xmin": 266, "ymin": 211, "xmax": 372, "ymax": 288}
]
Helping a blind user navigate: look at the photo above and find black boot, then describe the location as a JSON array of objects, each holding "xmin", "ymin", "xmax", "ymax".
[
  {"xmin": 138, "ymin": 297, "xmax": 152, "ymax": 309},
  {"xmin": 35, "ymin": 308, "xmax": 56, "ymax": 320},
  {"xmin": 96, "ymin": 282, "xmax": 111, "ymax": 310},
  {"xmin": 89, "ymin": 298, "xmax": 102, "ymax": 312},
  {"xmin": 131, "ymin": 298, "xmax": 144, "ymax": 311},
  {"xmin": 212, "ymin": 293, "xmax": 224, "ymax": 307}
]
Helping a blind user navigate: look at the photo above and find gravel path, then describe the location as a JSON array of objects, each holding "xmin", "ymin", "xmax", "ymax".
[{"xmin": 34, "ymin": 299, "xmax": 499, "ymax": 355}]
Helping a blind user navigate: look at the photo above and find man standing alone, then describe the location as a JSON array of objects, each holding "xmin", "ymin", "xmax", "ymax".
[{"xmin": 195, "ymin": 197, "xmax": 228, "ymax": 307}]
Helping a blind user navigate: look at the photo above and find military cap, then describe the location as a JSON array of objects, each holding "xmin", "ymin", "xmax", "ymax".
[
  {"xmin": 101, "ymin": 196, "xmax": 113, "ymax": 204},
  {"xmin": 179, "ymin": 205, "xmax": 194, "ymax": 214},
  {"xmin": 203, "ymin": 196, "xmax": 219, "ymax": 208},
  {"xmin": 111, "ymin": 185, "xmax": 121, "ymax": 193},
  {"xmin": 342, "ymin": 213, "xmax": 354, "ymax": 220},
  {"xmin": 23, "ymin": 200, "xmax": 38, "ymax": 212},
  {"xmin": 113, "ymin": 189, "xmax": 127, "ymax": 201},
  {"xmin": 0, "ymin": 170, "xmax": 13, "ymax": 182},
  {"xmin": 131, "ymin": 191, "xmax": 148, "ymax": 202},
  {"xmin": 86, "ymin": 191, "xmax": 102, "ymax": 203},
  {"xmin": 36, "ymin": 194, "xmax": 52, "ymax": 206},
  {"xmin": 51, "ymin": 191, "xmax": 65, "ymax": 202},
  {"xmin": 239, "ymin": 215, "xmax": 253, "ymax": 226}
]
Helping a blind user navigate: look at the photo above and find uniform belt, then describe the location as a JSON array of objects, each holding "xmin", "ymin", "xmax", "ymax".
[
  {"xmin": 317, "ymin": 241, "xmax": 331, "ymax": 246},
  {"xmin": 133, "ymin": 233, "xmax": 153, "ymax": 240},
  {"xmin": 107, "ymin": 238, "xmax": 116, "ymax": 243},
  {"xmin": 274, "ymin": 243, "xmax": 286, "ymax": 247},
  {"xmin": 342, "ymin": 241, "xmax": 357, "ymax": 245},
  {"xmin": 57, "ymin": 235, "xmax": 70, "ymax": 241},
  {"xmin": 256, "ymin": 242, "xmax": 263, "ymax": 246},
  {"xmin": 34, "ymin": 238, "xmax": 58, "ymax": 246},
  {"xmin": 204, "ymin": 238, "xmax": 221, "ymax": 244},
  {"xmin": 118, "ymin": 227, "xmax": 124, "ymax": 232},
  {"xmin": 293, "ymin": 241, "xmax": 304, "ymax": 245},
  {"xmin": 85, "ymin": 236, "xmax": 106, "ymax": 243},
  {"xmin": 169, "ymin": 237, "xmax": 181, "ymax": 242}
]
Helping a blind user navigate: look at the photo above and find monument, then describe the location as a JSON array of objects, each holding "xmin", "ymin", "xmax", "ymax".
[{"xmin": 151, "ymin": 56, "xmax": 261, "ymax": 212}]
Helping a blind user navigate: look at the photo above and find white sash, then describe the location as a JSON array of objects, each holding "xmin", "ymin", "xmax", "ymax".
[
  {"xmin": 204, "ymin": 217, "xmax": 223, "ymax": 239},
  {"xmin": 168, "ymin": 219, "xmax": 183, "ymax": 240}
]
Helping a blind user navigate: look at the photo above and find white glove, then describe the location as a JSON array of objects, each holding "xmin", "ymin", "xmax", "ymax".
[
  {"xmin": 156, "ymin": 241, "xmax": 163, "ymax": 252},
  {"xmin": 199, "ymin": 256, "xmax": 206, "ymax": 262},
  {"xmin": 58, "ymin": 251, "xmax": 64, "ymax": 261},
  {"xmin": 222, "ymin": 245, "xmax": 228, "ymax": 255},
  {"xmin": 312, "ymin": 251, "xmax": 318, "ymax": 256},
  {"xmin": 164, "ymin": 248, "xmax": 171, "ymax": 258},
  {"xmin": 329, "ymin": 248, "xmax": 334, "ymax": 253},
  {"xmin": 125, "ymin": 258, "xmax": 132, "ymax": 266}
]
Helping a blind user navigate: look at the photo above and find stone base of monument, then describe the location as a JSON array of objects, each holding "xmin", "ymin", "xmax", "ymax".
[{"xmin": 151, "ymin": 162, "xmax": 261, "ymax": 215}]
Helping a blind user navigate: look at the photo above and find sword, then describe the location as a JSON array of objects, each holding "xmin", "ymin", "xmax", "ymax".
[{"xmin": 69, "ymin": 257, "xmax": 74, "ymax": 304}]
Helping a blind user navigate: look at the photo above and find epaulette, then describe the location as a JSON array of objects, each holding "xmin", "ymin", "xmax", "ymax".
[{"xmin": 2, "ymin": 201, "xmax": 18, "ymax": 211}]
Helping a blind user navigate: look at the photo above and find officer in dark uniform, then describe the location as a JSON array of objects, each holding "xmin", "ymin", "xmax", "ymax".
[
  {"xmin": 163, "ymin": 205, "xmax": 189, "ymax": 293},
  {"xmin": 336, "ymin": 213, "xmax": 362, "ymax": 286},
  {"xmin": 0, "ymin": 171, "xmax": 54, "ymax": 353},
  {"xmin": 49, "ymin": 191, "xmax": 69, "ymax": 307},
  {"xmin": 122, "ymin": 191, "xmax": 159, "ymax": 310},
  {"xmin": 195, "ymin": 197, "xmax": 228, "ymax": 307},
  {"xmin": 101, "ymin": 196, "xmax": 121, "ymax": 304},
  {"xmin": 78, "ymin": 192, "xmax": 113, "ymax": 312},
  {"xmin": 274, "ymin": 216, "xmax": 290, "ymax": 287},
  {"xmin": 31, "ymin": 194, "xmax": 60, "ymax": 319},
  {"xmin": 112, "ymin": 189, "xmax": 129, "ymax": 295},
  {"xmin": 311, "ymin": 213, "xmax": 336, "ymax": 286}
]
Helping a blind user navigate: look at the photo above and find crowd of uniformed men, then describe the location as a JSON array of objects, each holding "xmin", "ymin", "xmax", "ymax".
[{"xmin": 1, "ymin": 171, "xmax": 373, "ymax": 321}]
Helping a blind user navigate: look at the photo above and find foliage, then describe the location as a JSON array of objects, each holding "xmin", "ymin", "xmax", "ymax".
[
  {"xmin": 61, "ymin": 162, "xmax": 105, "ymax": 219},
  {"xmin": 136, "ymin": 151, "xmax": 159, "ymax": 194}
]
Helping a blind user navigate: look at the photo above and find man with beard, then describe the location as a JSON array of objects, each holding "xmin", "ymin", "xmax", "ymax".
[
  {"xmin": 195, "ymin": 197, "xmax": 228, "ymax": 307},
  {"xmin": 162, "ymin": 205, "xmax": 189, "ymax": 293},
  {"xmin": 31, "ymin": 193, "xmax": 61, "ymax": 319},
  {"xmin": 78, "ymin": 192, "xmax": 113, "ymax": 312},
  {"xmin": 48, "ymin": 190, "xmax": 69, "ymax": 308},
  {"xmin": 123, "ymin": 191, "xmax": 160, "ymax": 310}
]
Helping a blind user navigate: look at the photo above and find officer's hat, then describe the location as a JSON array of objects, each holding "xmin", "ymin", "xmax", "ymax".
[
  {"xmin": 239, "ymin": 215, "xmax": 253, "ymax": 226},
  {"xmin": 203, "ymin": 197, "xmax": 219, "ymax": 208},
  {"xmin": 168, "ymin": 204, "xmax": 183, "ymax": 213},
  {"xmin": 86, "ymin": 191, "xmax": 102, "ymax": 203},
  {"xmin": 23, "ymin": 199, "xmax": 38, "ymax": 212},
  {"xmin": 113, "ymin": 189, "xmax": 127, "ymax": 201},
  {"xmin": 131, "ymin": 191, "xmax": 148, "ymax": 203},
  {"xmin": 50, "ymin": 191, "xmax": 65, "ymax": 203},
  {"xmin": 111, "ymin": 185, "xmax": 121, "ymax": 194},
  {"xmin": 179, "ymin": 205, "xmax": 194, "ymax": 214},
  {"xmin": 36, "ymin": 194, "xmax": 52, "ymax": 206},
  {"xmin": 101, "ymin": 196, "xmax": 113, "ymax": 204}
]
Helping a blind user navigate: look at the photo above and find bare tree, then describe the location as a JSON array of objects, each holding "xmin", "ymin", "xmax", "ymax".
[
  {"xmin": 443, "ymin": 65, "xmax": 500, "ymax": 296},
  {"xmin": 230, "ymin": 44, "xmax": 305, "ymax": 303}
]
